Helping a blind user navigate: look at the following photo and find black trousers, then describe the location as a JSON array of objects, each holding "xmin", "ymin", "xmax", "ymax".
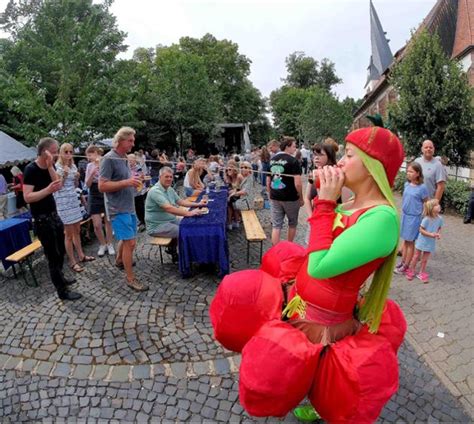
[
  {"xmin": 33, "ymin": 213, "xmax": 68, "ymax": 295},
  {"xmin": 134, "ymin": 193, "xmax": 146, "ymax": 225},
  {"xmin": 302, "ymin": 158, "xmax": 308, "ymax": 174}
]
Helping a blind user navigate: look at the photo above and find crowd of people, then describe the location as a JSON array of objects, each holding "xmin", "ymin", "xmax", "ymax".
[{"xmin": 1, "ymin": 123, "xmax": 468, "ymax": 305}]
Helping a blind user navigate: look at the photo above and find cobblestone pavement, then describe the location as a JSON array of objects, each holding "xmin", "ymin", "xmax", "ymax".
[{"xmin": 0, "ymin": 192, "xmax": 472, "ymax": 422}]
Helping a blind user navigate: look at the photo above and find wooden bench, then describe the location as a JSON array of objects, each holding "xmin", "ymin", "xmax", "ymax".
[
  {"xmin": 6, "ymin": 239, "xmax": 42, "ymax": 286},
  {"xmin": 241, "ymin": 209, "xmax": 267, "ymax": 263},
  {"xmin": 150, "ymin": 236, "xmax": 173, "ymax": 264}
]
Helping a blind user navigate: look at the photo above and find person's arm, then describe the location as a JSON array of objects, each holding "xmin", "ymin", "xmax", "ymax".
[
  {"xmin": 434, "ymin": 181, "xmax": 445, "ymax": 202},
  {"xmin": 304, "ymin": 183, "xmax": 313, "ymax": 217},
  {"xmin": 419, "ymin": 225, "xmax": 439, "ymax": 239},
  {"xmin": 307, "ymin": 202, "xmax": 398, "ymax": 279},
  {"xmin": 161, "ymin": 202, "xmax": 204, "ymax": 217},
  {"xmin": 23, "ymin": 181, "xmax": 62, "ymax": 204},
  {"xmin": 44, "ymin": 151, "xmax": 60, "ymax": 182},
  {"xmin": 294, "ymin": 174, "xmax": 303, "ymax": 206},
  {"xmin": 434, "ymin": 163, "xmax": 447, "ymax": 201},
  {"xmin": 98, "ymin": 157, "xmax": 140, "ymax": 193},
  {"xmin": 177, "ymin": 198, "xmax": 207, "ymax": 208}
]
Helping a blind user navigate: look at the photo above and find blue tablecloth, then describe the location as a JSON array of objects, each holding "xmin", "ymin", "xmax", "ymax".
[
  {"xmin": 179, "ymin": 190, "xmax": 229, "ymax": 277},
  {"xmin": 0, "ymin": 218, "xmax": 32, "ymax": 269}
]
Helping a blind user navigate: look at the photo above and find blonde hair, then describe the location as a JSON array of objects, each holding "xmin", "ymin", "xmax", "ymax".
[
  {"xmin": 423, "ymin": 199, "xmax": 439, "ymax": 218},
  {"xmin": 113, "ymin": 127, "xmax": 135, "ymax": 148},
  {"xmin": 58, "ymin": 143, "xmax": 74, "ymax": 167},
  {"xmin": 188, "ymin": 159, "xmax": 205, "ymax": 189}
]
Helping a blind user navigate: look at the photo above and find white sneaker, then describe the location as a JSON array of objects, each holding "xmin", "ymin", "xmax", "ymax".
[
  {"xmin": 107, "ymin": 244, "xmax": 116, "ymax": 255},
  {"xmin": 97, "ymin": 245, "xmax": 106, "ymax": 257}
]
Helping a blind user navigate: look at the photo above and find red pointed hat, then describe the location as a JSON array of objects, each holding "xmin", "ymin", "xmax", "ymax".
[{"xmin": 345, "ymin": 126, "xmax": 404, "ymax": 187}]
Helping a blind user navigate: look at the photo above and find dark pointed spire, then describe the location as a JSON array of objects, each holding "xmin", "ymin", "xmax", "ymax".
[{"xmin": 365, "ymin": 0, "xmax": 394, "ymax": 87}]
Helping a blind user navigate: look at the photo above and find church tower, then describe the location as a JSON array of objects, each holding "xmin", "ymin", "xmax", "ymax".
[{"xmin": 365, "ymin": 0, "xmax": 394, "ymax": 93}]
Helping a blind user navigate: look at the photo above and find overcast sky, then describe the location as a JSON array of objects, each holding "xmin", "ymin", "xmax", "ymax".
[{"xmin": 1, "ymin": 0, "xmax": 437, "ymax": 100}]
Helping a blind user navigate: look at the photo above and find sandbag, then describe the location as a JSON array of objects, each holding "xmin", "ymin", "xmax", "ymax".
[
  {"xmin": 260, "ymin": 241, "xmax": 306, "ymax": 284},
  {"xmin": 240, "ymin": 320, "xmax": 323, "ymax": 417},
  {"xmin": 209, "ymin": 269, "xmax": 283, "ymax": 352},
  {"xmin": 309, "ymin": 331, "xmax": 399, "ymax": 424}
]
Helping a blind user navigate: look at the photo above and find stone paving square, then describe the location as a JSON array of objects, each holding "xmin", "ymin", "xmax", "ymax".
[{"xmin": 0, "ymin": 193, "xmax": 472, "ymax": 422}]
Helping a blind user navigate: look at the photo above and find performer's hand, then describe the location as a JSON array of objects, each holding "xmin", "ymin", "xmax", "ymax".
[{"xmin": 317, "ymin": 165, "xmax": 344, "ymax": 202}]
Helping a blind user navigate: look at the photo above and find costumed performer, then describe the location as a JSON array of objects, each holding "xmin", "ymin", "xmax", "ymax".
[{"xmin": 210, "ymin": 123, "xmax": 407, "ymax": 423}]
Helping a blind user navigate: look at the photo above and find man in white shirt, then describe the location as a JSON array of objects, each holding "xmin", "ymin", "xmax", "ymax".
[{"xmin": 300, "ymin": 144, "xmax": 311, "ymax": 175}]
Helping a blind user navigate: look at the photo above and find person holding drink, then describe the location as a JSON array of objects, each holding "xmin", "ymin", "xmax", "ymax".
[
  {"xmin": 99, "ymin": 127, "xmax": 148, "ymax": 292},
  {"xmin": 55, "ymin": 143, "xmax": 95, "ymax": 273},
  {"xmin": 127, "ymin": 153, "xmax": 147, "ymax": 232}
]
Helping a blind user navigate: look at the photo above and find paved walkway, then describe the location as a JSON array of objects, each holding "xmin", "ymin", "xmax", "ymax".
[{"xmin": 0, "ymin": 194, "xmax": 472, "ymax": 422}]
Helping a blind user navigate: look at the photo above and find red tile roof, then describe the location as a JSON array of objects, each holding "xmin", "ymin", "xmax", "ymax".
[{"xmin": 452, "ymin": 0, "xmax": 474, "ymax": 59}]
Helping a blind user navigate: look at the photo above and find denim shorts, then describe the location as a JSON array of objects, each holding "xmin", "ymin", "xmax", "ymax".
[
  {"xmin": 111, "ymin": 213, "xmax": 138, "ymax": 241},
  {"xmin": 270, "ymin": 199, "xmax": 301, "ymax": 228}
]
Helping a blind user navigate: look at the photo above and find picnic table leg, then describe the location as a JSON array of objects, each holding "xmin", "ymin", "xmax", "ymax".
[
  {"xmin": 11, "ymin": 264, "xmax": 17, "ymax": 279},
  {"xmin": 25, "ymin": 256, "xmax": 39, "ymax": 287},
  {"xmin": 159, "ymin": 246, "xmax": 164, "ymax": 264},
  {"xmin": 18, "ymin": 262, "xmax": 30, "ymax": 286},
  {"xmin": 247, "ymin": 240, "xmax": 250, "ymax": 264},
  {"xmin": 259, "ymin": 241, "xmax": 263, "ymax": 263}
]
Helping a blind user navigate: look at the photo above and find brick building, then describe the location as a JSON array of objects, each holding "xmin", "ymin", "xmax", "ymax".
[{"xmin": 353, "ymin": 0, "xmax": 473, "ymax": 130}]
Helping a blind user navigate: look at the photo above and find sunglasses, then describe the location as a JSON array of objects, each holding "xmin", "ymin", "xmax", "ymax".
[
  {"xmin": 241, "ymin": 166, "xmax": 251, "ymax": 169},
  {"xmin": 64, "ymin": 151, "xmax": 73, "ymax": 154}
]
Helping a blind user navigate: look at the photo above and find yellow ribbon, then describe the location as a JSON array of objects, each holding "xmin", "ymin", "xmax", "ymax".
[{"xmin": 282, "ymin": 294, "xmax": 307, "ymax": 319}]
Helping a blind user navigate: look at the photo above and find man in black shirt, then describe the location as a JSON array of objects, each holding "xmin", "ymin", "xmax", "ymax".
[
  {"xmin": 267, "ymin": 136, "xmax": 303, "ymax": 245},
  {"xmin": 23, "ymin": 138, "xmax": 82, "ymax": 301}
]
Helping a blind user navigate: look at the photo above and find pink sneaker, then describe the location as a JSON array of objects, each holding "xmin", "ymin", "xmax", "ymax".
[
  {"xmin": 416, "ymin": 272, "xmax": 429, "ymax": 283},
  {"xmin": 405, "ymin": 268, "xmax": 415, "ymax": 281}
]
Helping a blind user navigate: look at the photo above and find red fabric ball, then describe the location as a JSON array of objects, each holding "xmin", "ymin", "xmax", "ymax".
[
  {"xmin": 260, "ymin": 241, "xmax": 307, "ymax": 284},
  {"xmin": 309, "ymin": 331, "xmax": 399, "ymax": 424},
  {"xmin": 239, "ymin": 320, "xmax": 323, "ymax": 417},
  {"xmin": 209, "ymin": 270, "xmax": 283, "ymax": 353},
  {"xmin": 360, "ymin": 299, "xmax": 407, "ymax": 353}
]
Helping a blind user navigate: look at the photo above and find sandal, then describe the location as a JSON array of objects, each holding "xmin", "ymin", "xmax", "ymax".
[
  {"xmin": 80, "ymin": 255, "xmax": 96, "ymax": 262},
  {"xmin": 70, "ymin": 263, "xmax": 84, "ymax": 273}
]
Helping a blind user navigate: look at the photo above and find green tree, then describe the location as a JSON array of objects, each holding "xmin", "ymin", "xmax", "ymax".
[
  {"xmin": 153, "ymin": 46, "xmax": 220, "ymax": 154},
  {"xmin": 269, "ymin": 86, "xmax": 310, "ymax": 138},
  {"xmin": 284, "ymin": 51, "xmax": 342, "ymax": 91},
  {"xmin": 0, "ymin": 0, "xmax": 137, "ymax": 143},
  {"xmin": 300, "ymin": 87, "xmax": 352, "ymax": 143},
  {"xmin": 178, "ymin": 33, "xmax": 268, "ymax": 130},
  {"xmin": 390, "ymin": 29, "xmax": 474, "ymax": 166}
]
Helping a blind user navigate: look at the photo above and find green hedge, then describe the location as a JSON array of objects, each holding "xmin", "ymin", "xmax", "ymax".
[{"xmin": 393, "ymin": 170, "xmax": 471, "ymax": 215}]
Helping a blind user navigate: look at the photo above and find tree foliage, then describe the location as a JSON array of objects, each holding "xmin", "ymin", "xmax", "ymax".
[
  {"xmin": 0, "ymin": 0, "xmax": 137, "ymax": 144},
  {"xmin": 153, "ymin": 46, "xmax": 221, "ymax": 153},
  {"xmin": 269, "ymin": 86, "xmax": 308, "ymax": 138},
  {"xmin": 284, "ymin": 51, "xmax": 342, "ymax": 91},
  {"xmin": 390, "ymin": 29, "xmax": 474, "ymax": 166},
  {"xmin": 269, "ymin": 51, "xmax": 351, "ymax": 142},
  {"xmin": 178, "ymin": 34, "xmax": 267, "ymax": 125},
  {"xmin": 300, "ymin": 87, "xmax": 353, "ymax": 143}
]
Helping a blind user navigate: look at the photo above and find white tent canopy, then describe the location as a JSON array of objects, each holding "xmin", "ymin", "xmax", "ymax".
[{"xmin": 0, "ymin": 131, "xmax": 37, "ymax": 168}]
